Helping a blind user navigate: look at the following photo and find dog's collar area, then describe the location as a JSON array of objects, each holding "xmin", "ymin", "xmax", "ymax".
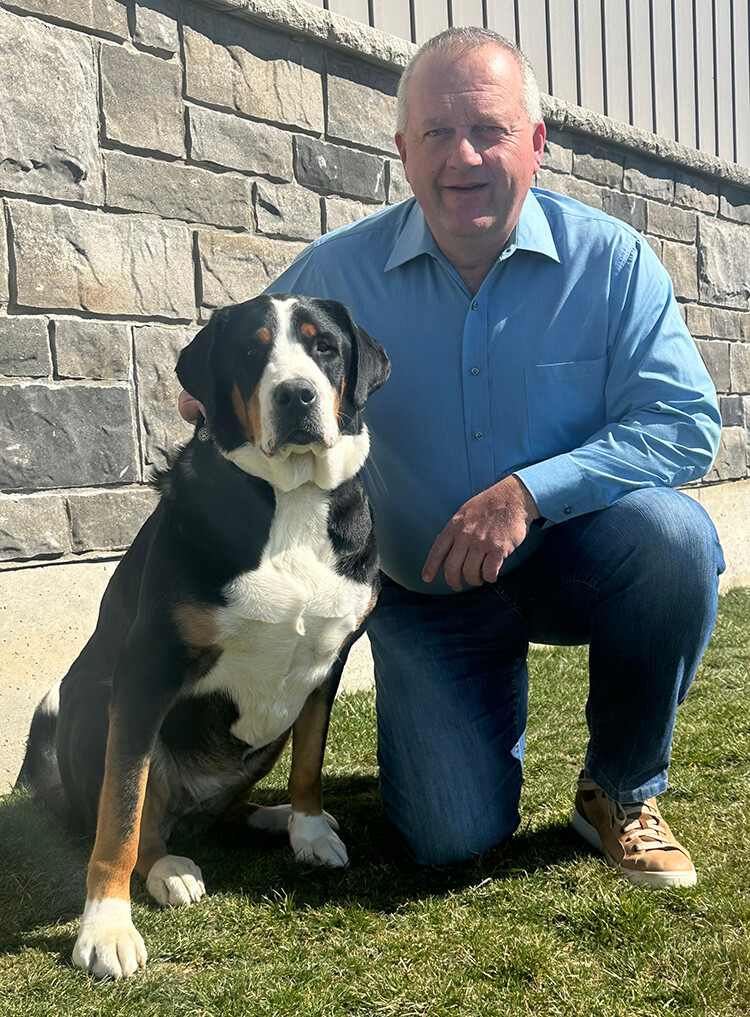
[{"xmin": 197, "ymin": 426, "xmax": 211, "ymax": 443}]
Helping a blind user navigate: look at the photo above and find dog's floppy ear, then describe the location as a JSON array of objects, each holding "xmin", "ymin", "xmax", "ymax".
[
  {"xmin": 319, "ymin": 300, "xmax": 390, "ymax": 411},
  {"xmin": 175, "ymin": 308, "xmax": 228, "ymax": 415}
]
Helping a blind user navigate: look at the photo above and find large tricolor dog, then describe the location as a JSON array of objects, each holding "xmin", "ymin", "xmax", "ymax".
[{"xmin": 16, "ymin": 294, "xmax": 390, "ymax": 980}]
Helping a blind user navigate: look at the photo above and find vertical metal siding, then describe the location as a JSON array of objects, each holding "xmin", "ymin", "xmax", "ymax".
[{"xmin": 327, "ymin": 0, "xmax": 749, "ymax": 168}]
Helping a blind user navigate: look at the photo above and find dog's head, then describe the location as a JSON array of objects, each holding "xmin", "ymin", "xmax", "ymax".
[{"xmin": 177, "ymin": 294, "xmax": 390, "ymax": 489}]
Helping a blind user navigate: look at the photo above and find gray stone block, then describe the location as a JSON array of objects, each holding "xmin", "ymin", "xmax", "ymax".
[
  {"xmin": 0, "ymin": 384, "xmax": 136, "ymax": 490},
  {"xmin": 720, "ymin": 185, "xmax": 750, "ymax": 225},
  {"xmin": 133, "ymin": 0, "xmax": 179, "ymax": 53},
  {"xmin": 387, "ymin": 160, "xmax": 411, "ymax": 204},
  {"xmin": 68, "ymin": 487, "xmax": 158, "ymax": 550},
  {"xmin": 3, "ymin": 0, "xmax": 129, "ymax": 38},
  {"xmin": 0, "ymin": 208, "xmax": 9, "ymax": 304},
  {"xmin": 536, "ymin": 170, "xmax": 603, "ymax": 210},
  {"xmin": 183, "ymin": 11, "xmax": 324, "ymax": 133},
  {"xmin": 661, "ymin": 241, "xmax": 698, "ymax": 301},
  {"xmin": 685, "ymin": 304, "xmax": 712, "ymax": 338},
  {"xmin": 254, "ymin": 182, "xmax": 321, "ymax": 241},
  {"xmin": 10, "ymin": 201, "xmax": 195, "ymax": 319},
  {"xmin": 0, "ymin": 317, "xmax": 51, "ymax": 377},
  {"xmin": 572, "ymin": 140, "xmax": 624, "ymax": 189},
  {"xmin": 295, "ymin": 137, "xmax": 386, "ymax": 202},
  {"xmin": 197, "ymin": 231, "xmax": 305, "ymax": 311},
  {"xmin": 0, "ymin": 492, "xmax": 69, "ymax": 561},
  {"xmin": 0, "ymin": 10, "xmax": 102, "ymax": 204},
  {"xmin": 325, "ymin": 196, "xmax": 380, "ymax": 234},
  {"xmin": 646, "ymin": 202, "xmax": 697, "ymax": 243},
  {"xmin": 189, "ymin": 106, "xmax": 294, "ymax": 181},
  {"xmin": 709, "ymin": 307, "xmax": 750, "ymax": 342},
  {"xmin": 543, "ymin": 129, "xmax": 573, "ymax": 174},
  {"xmin": 707, "ymin": 427, "xmax": 747, "ymax": 481},
  {"xmin": 695, "ymin": 339, "xmax": 730, "ymax": 392},
  {"xmin": 104, "ymin": 150, "xmax": 250, "ymax": 230},
  {"xmin": 326, "ymin": 64, "xmax": 398, "ymax": 155},
  {"xmin": 730, "ymin": 342, "xmax": 750, "ymax": 393},
  {"xmin": 698, "ymin": 218, "xmax": 750, "ymax": 309},
  {"xmin": 645, "ymin": 235, "xmax": 663, "ymax": 260},
  {"xmin": 674, "ymin": 170, "xmax": 719, "ymax": 215},
  {"xmin": 133, "ymin": 325, "xmax": 195, "ymax": 469},
  {"xmin": 53, "ymin": 319, "xmax": 131, "ymax": 380},
  {"xmin": 719, "ymin": 394, "xmax": 745, "ymax": 428},
  {"xmin": 601, "ymin": 191, "xmax": 646, "ymax": 231},
  {"xmin": 623, "ymin": 157, "xmax": 674, "ymax": 203},
  {"xmin": 101, "ymin": 44, "xmax": 185, "ymax": 157}
]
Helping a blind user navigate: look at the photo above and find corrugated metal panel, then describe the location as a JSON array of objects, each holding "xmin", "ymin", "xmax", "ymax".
[
  {"xmin": 517, "ymin": 0, "xmax": 549, "ymax": 93},
  {"xmin": 328, "ymin": 0, "xmax": 370, "ymax": 22},
  {"xmin": 628, "ymin": 0, "xmax": 654, "ymax": 133},
  {"xmin": 715, "ymin": 0, "xmax": 735, "ymax": 161},
  {"xmin": 651, "ymin": 0, "xmax": 676, "ymax": 141},
  {"xmin": 578, "ymin": 0, "xmax": 605, "ymax": 115},
  {"xmin": 733, "ymin": 0, "xmax": 750, "ymax": 165},
  {"xmin": 673, "ymin": 0, "xmax": 697, "ymax": 148},
  {"xmin": 602, "ymin": 1, "xmax": 630, "ymax": 123},
  {"xmin": 548, "ymin": 0, "xmax": 579, "ymax": 106},
  {"xmin": 325, "ymin": 0, "xmax": 750, "ymax": 168},
  {"xmin": 695, "ymin": 0, "xmax": 717, "ymax": 154}
]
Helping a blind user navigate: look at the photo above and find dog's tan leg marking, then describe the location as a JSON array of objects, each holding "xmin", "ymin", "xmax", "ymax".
[
  {"xmin": 287, "ymin": 690, "xmax": 348, "ymax": 867},
  {"xmin": 135, "ymin": 769, "xmax": 169, "ymax": 879}
]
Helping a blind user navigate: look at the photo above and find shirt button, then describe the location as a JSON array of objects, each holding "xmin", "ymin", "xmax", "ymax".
[
  {"xmin": 564, "ymin": 507, "xmax": 572, "ymax": 515},
  {"xmin": 475, "ymin": 431, "xmax": 484, "ymax": 440},
  {"xmin": 471, "ymin": 301, "xmax": 479, "ymax": 310},
  {"xmin": 470, "ymin": 367, "xmax": 480, "ymax": 376}
]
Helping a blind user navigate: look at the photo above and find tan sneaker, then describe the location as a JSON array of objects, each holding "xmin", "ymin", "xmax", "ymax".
[{"xmin": 572, "ymin": 772, "xmax": 697, "ymax": 888}]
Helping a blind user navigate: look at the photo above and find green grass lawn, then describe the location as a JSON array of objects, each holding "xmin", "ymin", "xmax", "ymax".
[{"xmin": 1, "ymin": 588, "xmax": 748, "ymax": 1016}]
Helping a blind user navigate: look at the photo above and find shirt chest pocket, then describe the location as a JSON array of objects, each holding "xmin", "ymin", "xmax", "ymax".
[{"xmin": 524, "ymin": 357, "xmax": 608, "ymax": 460}]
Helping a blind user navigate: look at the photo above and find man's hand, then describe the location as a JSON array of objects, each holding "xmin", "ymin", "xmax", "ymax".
[
  {"xmin": 179, "ymin": 391, "xmax": 205, "ymax": 425},
  {"xmin": 422, "ymin": 475, "xmax": 541, "ymax": 591}
]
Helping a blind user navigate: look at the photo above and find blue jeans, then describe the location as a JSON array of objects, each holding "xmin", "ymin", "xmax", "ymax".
[{"xmin": 368, "ymin": 488, "xmax": 725, "ymax": 866}]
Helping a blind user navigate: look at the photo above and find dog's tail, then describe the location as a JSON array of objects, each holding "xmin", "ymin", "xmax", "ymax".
[{"xmin": 15, "ymin": 679, "xmax": 67, "ymax": 815}]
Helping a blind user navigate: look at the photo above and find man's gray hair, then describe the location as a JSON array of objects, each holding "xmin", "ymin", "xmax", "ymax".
[{"xmin": 396, "ymin": 26, "xmax": 543, "ymax": 134}]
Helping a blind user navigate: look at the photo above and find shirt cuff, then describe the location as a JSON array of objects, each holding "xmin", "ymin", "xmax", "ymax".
[{"xmin": 514, "ymin": 454, "xmax": 600, "ymax": 525}]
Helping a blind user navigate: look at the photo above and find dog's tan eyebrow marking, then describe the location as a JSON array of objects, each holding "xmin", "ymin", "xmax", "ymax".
[
  {"xmin": 256, "ymin": 327, "xmax": 272, "ymax": 344},
  {"xmin": 300, "ymin": 322, "xmax": 317, "ymax": 338}
]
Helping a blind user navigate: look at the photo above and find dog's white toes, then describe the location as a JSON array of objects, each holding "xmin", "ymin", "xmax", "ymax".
[
  {"xmin": 72, "ymin": 899, "xmax": 147, "ymax": 980},
  {"xmin": 289, "ymin": 811, "xmax": 349, "ymax": 867},
  {"xmin": 146, "ymin": 855, "xmax": 206, "ymax": 907}
]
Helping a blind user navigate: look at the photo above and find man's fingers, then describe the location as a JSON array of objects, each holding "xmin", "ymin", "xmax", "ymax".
[
  {"xmin": 178, "ymin": 390, "xmax": 206, "ymax": 424},
  {"xmin": 422, "ymin": 530, "xmax": 454, "ymax": 583},
  {"xmin": 461, "ymin": 547, "xmax": 487, "ymax": 587},
  {"xmin": 481, "ymin": 551, "xmax": 506, "ymax": 585}
]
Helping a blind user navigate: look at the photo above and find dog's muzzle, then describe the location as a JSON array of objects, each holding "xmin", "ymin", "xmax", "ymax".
[{"xmin": 270, "ymin": 378, "xmax": 327, "ymax": 451}]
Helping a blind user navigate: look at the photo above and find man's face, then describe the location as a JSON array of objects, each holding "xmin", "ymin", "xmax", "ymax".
[{"xmin": 395, "ymin": 45, "xmax": 545, "ymax": 261}]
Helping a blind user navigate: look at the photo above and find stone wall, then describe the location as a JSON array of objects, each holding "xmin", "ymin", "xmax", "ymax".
[{"xmin": 1, "ymin": 0, "xmax": 749, "ymax": 578}]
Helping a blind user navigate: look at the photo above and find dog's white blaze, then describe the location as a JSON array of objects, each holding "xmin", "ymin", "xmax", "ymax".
[
  {"xmin": 257, "ymin": 296, "xmax": 339, "ymax": 455},
  {"xmin": 194, "ymin": 482, "xmax": 371, "ymax": 749}
]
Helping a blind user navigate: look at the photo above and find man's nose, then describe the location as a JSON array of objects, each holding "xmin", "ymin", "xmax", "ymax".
[{"xmin": 448, "ymin": 135, "xmax": 483, "ymax": 168}]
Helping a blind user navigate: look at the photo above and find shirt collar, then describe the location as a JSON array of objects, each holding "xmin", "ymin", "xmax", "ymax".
[{"xmin": 384, "ymin": 189, "xmax": 560, "ymax": 273}]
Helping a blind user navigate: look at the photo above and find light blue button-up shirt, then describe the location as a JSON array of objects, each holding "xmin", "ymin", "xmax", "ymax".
[{"xmin": 270, "ymin": 189, "xmax": 721, "ymax": 594}]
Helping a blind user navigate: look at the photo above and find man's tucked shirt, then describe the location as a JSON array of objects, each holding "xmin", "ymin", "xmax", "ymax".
[{"xmin": 270, "ymin": 188, "xmax": 721, "ymax": 595}]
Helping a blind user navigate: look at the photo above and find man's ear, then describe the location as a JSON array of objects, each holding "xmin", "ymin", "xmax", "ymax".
[
  {"xmin": 319, "ymin": 300, "xmax": 390, "ymax": 411},
  {"xmin": 175, "ymin": 308, "xmax": 227, "ymax": 416}
]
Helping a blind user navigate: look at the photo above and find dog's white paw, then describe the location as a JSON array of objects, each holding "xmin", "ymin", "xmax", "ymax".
[
  {"xmin": 146, "ymin": 854, "xmax": 205, "ymax": 907},
  {"xmin": 289, "ymin": 811, "xmax": 349, "ymax": 867},
  {"xmin": 72, "ymin": 899, "xmax": 147, "ymax": 980},
  {"xmin": 248, "ymin": 803, "xmax": 340, "ymax": 834}
]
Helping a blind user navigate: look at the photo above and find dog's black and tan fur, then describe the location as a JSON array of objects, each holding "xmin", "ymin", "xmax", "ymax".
[{"xmin": 16, "ymin": 294, "xmax": 389, "ymax": 979}]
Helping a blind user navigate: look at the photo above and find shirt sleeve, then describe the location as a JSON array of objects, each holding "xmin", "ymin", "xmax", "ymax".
[{"xmin": 515, "ymin": 236, "xmax": 722, "ymax": 524}]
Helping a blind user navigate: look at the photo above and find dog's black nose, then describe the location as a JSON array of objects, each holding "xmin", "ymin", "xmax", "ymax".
[{"xmin": 274, "ymin": 379, "xmax": 318, "ymax": 409}]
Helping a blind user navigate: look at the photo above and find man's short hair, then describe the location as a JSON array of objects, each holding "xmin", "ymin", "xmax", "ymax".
[{"xmin": 396, "ymin": 26, "xmax": 544, "ymax": 134}]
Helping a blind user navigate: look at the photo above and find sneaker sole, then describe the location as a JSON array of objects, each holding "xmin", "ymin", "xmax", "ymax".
[{"xmin": 571, "ymin": 808, "xmax": 697, "ymax": 888}]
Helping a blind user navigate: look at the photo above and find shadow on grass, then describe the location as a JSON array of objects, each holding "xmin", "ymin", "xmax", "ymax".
[{"xmin": 0, "ymin": 773, "xmax": 586, "ymax": 961}]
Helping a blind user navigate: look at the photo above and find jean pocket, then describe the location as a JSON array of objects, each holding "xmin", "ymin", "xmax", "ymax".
[{"xmin": 525, "ymin": 357, "xmax": 608, "ymax": 459}]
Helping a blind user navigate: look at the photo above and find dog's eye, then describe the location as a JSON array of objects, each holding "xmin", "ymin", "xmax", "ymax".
[{"xmin": 315, "ymin": 339, "xmax": 333, "ymax": 354}]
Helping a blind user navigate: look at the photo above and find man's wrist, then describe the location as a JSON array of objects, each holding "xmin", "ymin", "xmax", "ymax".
[{"xmin": 511, "ymin": 474, "xmax": 541, "ymax": 523}]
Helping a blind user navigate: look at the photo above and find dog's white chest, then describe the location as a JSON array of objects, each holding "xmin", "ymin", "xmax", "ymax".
[{"xmin": 195, "ymin": 484, "xmax": 370, "ymax": 748}]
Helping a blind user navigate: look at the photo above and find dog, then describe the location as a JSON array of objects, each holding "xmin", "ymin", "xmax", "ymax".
[{"xmin": 16, "ymin": 293, "xmax": 390, "ymax": 979}]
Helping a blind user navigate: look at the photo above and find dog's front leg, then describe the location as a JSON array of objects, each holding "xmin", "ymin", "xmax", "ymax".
[{"xmin": 287, "ymin": 673, "xmax": 348, "ymax": 868}]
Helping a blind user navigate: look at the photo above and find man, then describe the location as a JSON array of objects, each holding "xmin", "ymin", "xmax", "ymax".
[{"xmin": 181, "ymin": 28, "xmax": 723, "ymax": 884}]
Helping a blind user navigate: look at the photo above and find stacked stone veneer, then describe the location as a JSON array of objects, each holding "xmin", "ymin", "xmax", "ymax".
[{"xmin": 1, "ymin": 0, "xmax": 749, "ymax": 569}]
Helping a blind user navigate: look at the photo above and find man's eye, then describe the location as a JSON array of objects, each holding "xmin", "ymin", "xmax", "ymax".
[{"xmin": 425, "ymin": 128, "xmax": 450, "ymax": 138}]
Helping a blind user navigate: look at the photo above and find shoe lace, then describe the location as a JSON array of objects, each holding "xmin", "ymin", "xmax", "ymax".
[{"xmin": 608, "ymin": 798, "xmax": 673, "ymax": 853}]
